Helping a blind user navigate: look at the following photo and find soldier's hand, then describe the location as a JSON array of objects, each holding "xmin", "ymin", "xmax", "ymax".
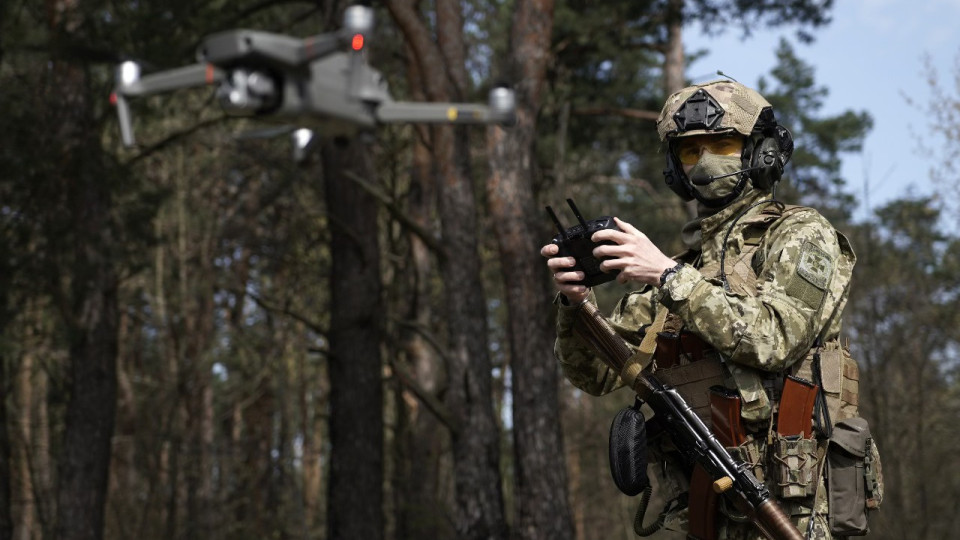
[
  {"xmin": 540, "ymin": 243, "xmax": 590, "ymax": 305},
  {"xmin": 591, "ymin": 218, "xmax": 676, "ymax": 286}
]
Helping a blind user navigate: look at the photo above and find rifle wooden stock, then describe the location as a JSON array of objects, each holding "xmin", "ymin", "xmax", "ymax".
[{"xmin": 573, "ymin": 301, "xmax": 803, "ymax": 540}]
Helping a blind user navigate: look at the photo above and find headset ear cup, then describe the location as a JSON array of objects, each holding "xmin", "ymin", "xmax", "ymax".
[
  {"xmin": 663, "ymin": 154, "xmax": 694, "ymax": 201},
  {"xmin": 749, "ymin": 136, "xmax": 784, "ymax": 190}
]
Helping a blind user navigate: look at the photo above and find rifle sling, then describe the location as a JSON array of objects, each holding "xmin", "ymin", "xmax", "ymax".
[{"xmin": 620, "ymin": 307, "xmax": 668, "ymax": 389}]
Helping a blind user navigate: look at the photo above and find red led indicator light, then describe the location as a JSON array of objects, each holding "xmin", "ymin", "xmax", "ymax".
[{"xmin": 351, "ymin": 34, "xmax": 364, "ymax": 51}]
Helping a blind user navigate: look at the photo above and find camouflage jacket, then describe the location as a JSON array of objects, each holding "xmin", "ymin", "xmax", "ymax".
[{"xmin": 554, "ymin": 189, "xmax": 856, "ymax": 403}]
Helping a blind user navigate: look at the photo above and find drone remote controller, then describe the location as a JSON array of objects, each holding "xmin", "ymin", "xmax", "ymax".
[{"xmin": 546, "ymin": 199, "xmax": 621, "ymax": 287}]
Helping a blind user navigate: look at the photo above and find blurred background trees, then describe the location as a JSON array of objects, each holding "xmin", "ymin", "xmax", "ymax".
[{"xmin": 0, "ymin": 1, "xmax": 957, "ymax": 539}]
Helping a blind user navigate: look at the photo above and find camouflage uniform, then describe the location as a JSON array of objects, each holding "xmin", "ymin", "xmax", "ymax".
[{"xmin": 553, "ymin": 80, "xmax": 857, "ymax": 539}]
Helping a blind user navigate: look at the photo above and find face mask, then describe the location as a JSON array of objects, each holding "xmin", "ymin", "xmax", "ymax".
[{"xmin": 686, "ymin": 153, "xmax": 745, "ymax": 201}]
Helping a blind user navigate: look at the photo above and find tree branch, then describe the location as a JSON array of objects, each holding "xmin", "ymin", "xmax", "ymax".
[
  {"xmin": 342, "ymin": 170, "xmax": 448, "ymax": 261},
  {"xmin": 234, "ymin": 287, "xmax": 326, "ymax": 335},
  {"xmin": 122, "ymin": 116, "xmax": 227, "ymax": 167},
  {"xmin": 389, "ymin": 359, "xmax": 457, "ymax": 434}
]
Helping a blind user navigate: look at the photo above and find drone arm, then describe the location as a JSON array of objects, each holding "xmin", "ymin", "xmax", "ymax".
[
  {"xmin": 376, "ymin": 102, "xmax": 495, "ymax": 124},
  {"xmin": 297, "ymin": 33, "xmax": 347, "ymax": 64},
  {"xmin": 113, "ymin": 62, "xmax": 225, "ymax": 147},
  {"xmin": 375, "ymin": 88, "xmax": 516, "ymax": 126},
  {"xmin": 120, "ymin": 63, "xmax": 224, "ymax": 98}
]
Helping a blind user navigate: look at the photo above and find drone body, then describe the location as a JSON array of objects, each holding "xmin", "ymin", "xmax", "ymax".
[{"xmin": 111, "ymin": 6, "xmax": 515, "ymax": 154}]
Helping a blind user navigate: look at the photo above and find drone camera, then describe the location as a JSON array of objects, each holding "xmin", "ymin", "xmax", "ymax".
[{"xmin": 217, "ymin": 69, "xmax": 280, "ymax": 114}]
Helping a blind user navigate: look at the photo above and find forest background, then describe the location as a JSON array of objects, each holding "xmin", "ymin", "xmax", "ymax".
[{"xmin": 1, "ymin": 1, "xmax": 959, "ymax": 540}]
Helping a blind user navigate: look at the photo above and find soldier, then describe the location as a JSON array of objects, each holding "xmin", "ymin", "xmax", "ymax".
[{"xmin": 542, "ymin": 80, "xmax": 879, "ymax": 539}]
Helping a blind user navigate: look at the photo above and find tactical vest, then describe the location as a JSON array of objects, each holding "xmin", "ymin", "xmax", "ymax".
[
  {"xmin": 642, "ymin": 204, "xmax": 878, "ymax": 537},
  {"xmin": 650, "ymin": 204, "xmax": 861, "ymax": 430}
]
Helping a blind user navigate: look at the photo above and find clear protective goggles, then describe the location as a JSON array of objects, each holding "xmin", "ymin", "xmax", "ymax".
[{"xmin": 673, "ymin": 134, "xmax": 744, "ymax": 165}]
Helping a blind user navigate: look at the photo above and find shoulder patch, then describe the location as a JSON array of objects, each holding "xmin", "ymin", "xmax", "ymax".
[{"xmin": 797, "ymin": 241, "xmax": 832, "ymax": 290}]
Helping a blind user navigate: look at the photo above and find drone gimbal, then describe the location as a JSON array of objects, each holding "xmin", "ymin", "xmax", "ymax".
[{"xmin": 111, "ymin": 5, "xmax": 516, "ymax": 154}]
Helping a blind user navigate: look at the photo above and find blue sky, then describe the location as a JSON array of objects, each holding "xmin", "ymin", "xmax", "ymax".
[{"xmin": 684, "ymin": 0, "xmax": 960, "ymax": 223}]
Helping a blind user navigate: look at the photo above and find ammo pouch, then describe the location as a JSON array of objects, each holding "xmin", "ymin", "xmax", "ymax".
[
  {"xmin": 827, "ymin": 417, "xmax": 884, "ymax": 536},
  {"xmin": 791, "ymin": 339, "xmax": 860, "ymax": 425},
  {"xmin": 771, "ymin": 434, "xmax": 819, "ymax": 499},
  {"xmin": 609, "ymin": 396, "xmax": 650, "ymax": 496}
]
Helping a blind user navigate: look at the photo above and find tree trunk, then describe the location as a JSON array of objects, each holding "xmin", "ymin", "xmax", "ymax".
[
  {"xmin": 487, "ymin": 1, "xmax": 574, "ymax": 539},
  {"xmin": 322, "ymin": 136, "xmax": 385, "ymax": 540},
  {"xmin": 47, "ymin": 4, "xmax": 120, "ymax": 534},
  {"xmin": 0, "ymin": 333, "xmax": 11, "ymax": 540},
  {"xmin": 663, "ymin": 0, "xmax": 696, "ymax": 219},
  {"xmin": 56, "ymin": 177, "xmax": 119, "ymax": 540},
  {"xmin": 13, "ymin": 343, "xmax": 35, "ymax": 540},
  {"xmin": 386, "ymin": 2, "xmax": 507, "ymax": 538},
  {"xmin": 299, "ymin": 324, "xmax": 322, "ymax": 536},
  {"xmin": 663, "ymin": 0, "xmax": 686, "ymax": 96},
  {"xmin": 394, "ymin": 40, "xmax": 452, "ymax": 539}
]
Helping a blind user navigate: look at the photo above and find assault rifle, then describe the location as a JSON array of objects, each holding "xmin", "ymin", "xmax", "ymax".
[{"xmin": 574, "ymin": 301, "xmax": 804, "ymax": 540}]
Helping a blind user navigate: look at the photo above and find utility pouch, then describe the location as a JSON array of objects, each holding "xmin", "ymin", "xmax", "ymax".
[
  {"xmin": 791, "ymin": 340, "xmax": 860, "ymax": 425},
  {"xmin": 655, "ymin": 356, "xmax": 726, "ymax": 428},
  {"xmin": 771, "ymin": 434, "xmax": 818, "ymax": 499},
  {"xmin": 827, "ymin": 417, "xmax": 884, "ymax": 535},
  {"xmin": 727, "ymin": 436, "xmax": 765, "ymax": 485},
  {"xmin": 609, "ymin": 396, "xmax": 650, "ymax": 496}
]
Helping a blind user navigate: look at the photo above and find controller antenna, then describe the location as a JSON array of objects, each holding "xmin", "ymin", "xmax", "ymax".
[
  {"xmin": 545, "ymin": 206, "xmax": 568, "ymax": 239},
  {"xmin": 566, "ymin": 199, "xmax": 589, "ymax": 229}
]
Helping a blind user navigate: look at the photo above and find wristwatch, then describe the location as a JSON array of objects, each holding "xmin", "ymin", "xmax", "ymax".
[{"xmin": 659, "ymin": 262, "xmax": 685, "ymax": 287}]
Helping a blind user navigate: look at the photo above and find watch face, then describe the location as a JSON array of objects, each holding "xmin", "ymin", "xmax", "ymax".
[{"xmin": 660, "ymin": 263, "xmax": 683, "ymax": 286}]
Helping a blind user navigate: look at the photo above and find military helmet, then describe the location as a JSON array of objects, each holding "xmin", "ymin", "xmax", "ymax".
[
  {"xmin": 657, "ymin": 80, "xmax": 773, "ymax": 141},
  {"xmin": 657, "ymin": 79, "xmax": 793, "ymax": 206}
]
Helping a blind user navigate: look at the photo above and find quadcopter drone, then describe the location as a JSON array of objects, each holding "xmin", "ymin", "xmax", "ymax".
[{"xmin": 111, "ymin": 5, "xmax": 516, "ymax": 157}]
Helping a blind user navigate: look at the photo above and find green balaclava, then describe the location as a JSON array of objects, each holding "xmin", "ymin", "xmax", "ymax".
[{"xmin": 685, "ymin": 152, "xmax": 746, "ymax": 202}]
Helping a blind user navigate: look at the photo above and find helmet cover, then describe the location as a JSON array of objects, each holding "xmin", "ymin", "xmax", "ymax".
[{"xmin": 657, "ymin": 80, "xmax": 773, "ymax": 141}]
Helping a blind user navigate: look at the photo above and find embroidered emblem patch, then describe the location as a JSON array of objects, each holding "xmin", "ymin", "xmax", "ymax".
[{"xmin": 797, "ymin": 242, "xmax": 832, "ymax": 290}]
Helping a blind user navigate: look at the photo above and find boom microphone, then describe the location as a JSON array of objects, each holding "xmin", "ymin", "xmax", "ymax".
[{"xmin": 690, "ymin": 166, "xmax": 762, "ymax": 186}]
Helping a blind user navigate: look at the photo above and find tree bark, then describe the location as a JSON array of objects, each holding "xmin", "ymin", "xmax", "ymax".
[
  {"xmin": 56, "ymin": 183, "xmax": 119, "ymax": 540},
  {"xmin": 663, "ymin": 0, "xmax": 697, "ymax": 219},
  {"xmin": 394, "ymin": 38, "xmax": 452, "ymax": 539},
  {"xmin": 486, "ymin": 1, "xmax": 574, "ymax": 539},
  {"xmin": 322, "ymin": 136, "xmax": 385, "ymax": 540},
  {"xmin": 46, "ymin": 1, "xmax": 120, "ymax": 536},
  {"xmin": 663, "ymin": 0, "xmax": 686, "ymax": 96},
  {"xmin": 386, "ymin": 2, "xmax": 507, "ymax": 538},
  {"xmin": 0, "ymin": 334, "xmax": 11, "ymax": 540},
  {"xmin": 13, "ymin": 344, "xmax": 35, "ymax": 540}
]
